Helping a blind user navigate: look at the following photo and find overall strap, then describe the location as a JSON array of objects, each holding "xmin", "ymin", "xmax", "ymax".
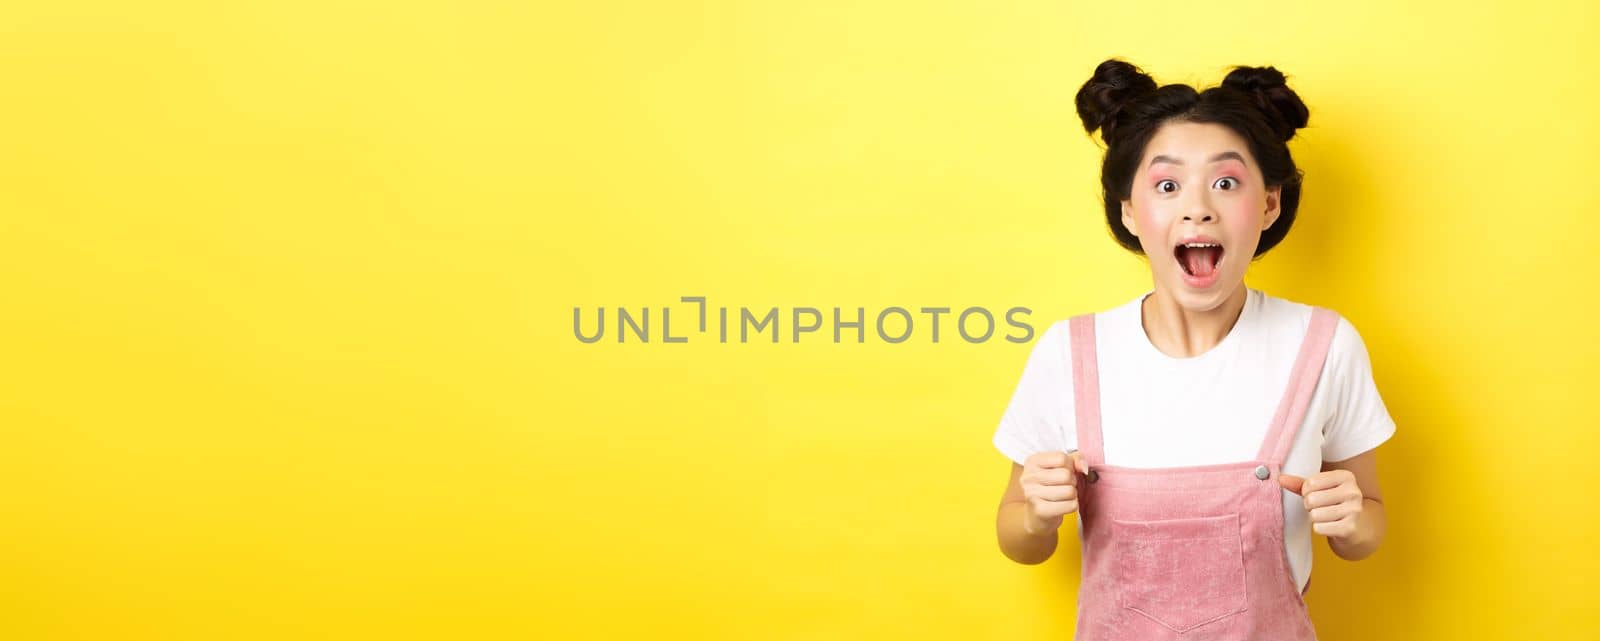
[
  {"xmin": 1068, "ymin": 314, "xmax": 1105, "ymax": 465},
  {"xmin": 1256, "ymin": 307, "xmax": 1340, "ymax": 465}
]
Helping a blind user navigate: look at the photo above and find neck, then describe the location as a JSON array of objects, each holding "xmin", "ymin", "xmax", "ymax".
[{"xmin": 1140, "ymin": 283, "xmax": 1249, "ymax": 358}]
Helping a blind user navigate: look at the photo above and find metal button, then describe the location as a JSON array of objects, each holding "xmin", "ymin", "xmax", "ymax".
[
  {"xmin": 1086, "ymin": 470, "xmax": 1100, "ymax": 484},
  {"xmin": 1254, "ymin": 465, "xmax": 1270, "ymax": 480}
]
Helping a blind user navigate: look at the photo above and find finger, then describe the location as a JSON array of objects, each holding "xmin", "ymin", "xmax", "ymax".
[
  {"xmin": 1033, "ymin": 499, "xmax": 1079, "ymax": 519},
  {"xmin": 1069, "ymin": 450, "xmax": 1090, "ymax": 476},
  {"xmin": 1309, "ymin": 502, "xmax": 1355, "ymax": 524},
  {"xmin": 1032, "ymin": 451, "xmax": 1070, "ymax": 469},
  {"xmin": 1034, "ymin": 485, "xmax": 1078, "ymax": 502},
  {"xmin": 1302, "ymin": 470, "xmax": 1352, "ymax": 494},
  {"xmin": 1034, "ymin": 467, "xmax": 1075, "ymax": 486},
  {"xmin": 1305, "ymin": 487, "xmax": 1361, "ymax": 510},
  {"xmin": 1278, "ymin": 474, "xmax": 1306, "ymax": 496},
  {"xmin": 1312, "ymin": 513, "xmax": 1357, "ymax": 537}
]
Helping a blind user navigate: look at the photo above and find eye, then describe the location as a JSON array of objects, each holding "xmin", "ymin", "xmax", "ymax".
[
  {"xmin": 1214, "ymin": 177, "xmax": 1239, "ymax": 190},
  {"xmin": 1156, "ymin": 179, "xmax": 1178, "ymax": 194}
]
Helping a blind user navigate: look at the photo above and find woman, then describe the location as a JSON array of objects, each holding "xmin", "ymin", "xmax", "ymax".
[{"xmin": 992, "ymin": 59, "xmax": 1395, "ymax": 640}]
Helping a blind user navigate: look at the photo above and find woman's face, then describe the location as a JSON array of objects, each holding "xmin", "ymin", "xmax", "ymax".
[{"xmin": 1121, "ymin": 121, "xmax": 1282, "ymax": 312}]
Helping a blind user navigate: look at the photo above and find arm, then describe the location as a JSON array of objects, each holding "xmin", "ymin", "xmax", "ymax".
[
  {"xmin": 1307, "ymin": 317, "xmax": 1394, "ymax": 560},
  {"xmin": 1320, "ymin": 448, "xmax": 1387, "ymax": 561},
  {"xmin": 1282, "ymin": 447, "xmax": 1388, "ymax": 561},
  {"xmin": 996, "ymin": 452, "xmax": 1090, "ymax": 565},
  {"xmin": 996, "ymin": 462, "xmax": 1059, "ymax": 564}
]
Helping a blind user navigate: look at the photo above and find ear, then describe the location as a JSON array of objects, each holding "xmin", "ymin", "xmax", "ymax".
[
  {"xmin": 1262, "ymin": 185, "xmax": 1283, "ymax": 230},
  {"xmin": 1120, "ymin": 198, "xmax": 1138, "ymax": 238}
]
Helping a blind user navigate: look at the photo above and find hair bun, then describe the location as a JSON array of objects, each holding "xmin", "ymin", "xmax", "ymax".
[
  {"xmin": 1075, "ymin": 59, "xmax": 1158, "ymax": 143},
  {"xmin": 1220, "ymin": 65, "xmax": 1309, "ymax": 141}
]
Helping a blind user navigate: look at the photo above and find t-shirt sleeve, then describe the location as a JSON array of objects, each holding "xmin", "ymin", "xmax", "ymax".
[
  {"xmin": 992, "ymin": 320, "xmax": 1076, "ymax": 466},
  {"xmin": 1320, "ymin": 316, "xmax": 1398, "ymax": 462}
]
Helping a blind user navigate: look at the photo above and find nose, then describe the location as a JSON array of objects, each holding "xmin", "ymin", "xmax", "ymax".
[{"xmin": 1182, "ymin": 193, "xmax": 1218, "ymax": 223}]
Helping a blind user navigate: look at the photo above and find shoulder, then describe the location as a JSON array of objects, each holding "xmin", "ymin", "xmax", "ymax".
[
  {"xmin": 1030, "ymin": 315, "xmax": 1078, "ymax": 345},
  {"xmin": 1251, "ymin": 289, "xmax": 1355, "ymax": 334},
  {"xmin": 1036, "ymin": 294, "xmax": 1144, "ymax": 346},
  {"xmin": 1252, "ymin": 289, "xmax": 1374, "ymax": 372},
  {"xmin": 1011, "ymin": 318, "xmax": 1072, "ymax": 378},
  {"xmin": 1251, "ymin": 288, "xmax": 1318, "ymax": 328}
]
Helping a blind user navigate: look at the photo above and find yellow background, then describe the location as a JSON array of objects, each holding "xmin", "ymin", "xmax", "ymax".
[{"xmin": 1, "ymin": 1, "xmax": 1596, "ymax": 639}]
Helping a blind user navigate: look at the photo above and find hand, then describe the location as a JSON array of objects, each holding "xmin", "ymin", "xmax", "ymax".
[
  {"xmin": 1020, "ymin": 450, "xmax": 1091, "ymax": 537},
  {"xmin": 1279, "ymin": 469, "xmax": 1365, "ymax": 540}
]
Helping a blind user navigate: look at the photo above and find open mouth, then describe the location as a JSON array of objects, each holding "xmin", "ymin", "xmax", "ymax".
[{"xmin": 1174, "ymin": 241, "xmax": 1224, "ymax": 279}]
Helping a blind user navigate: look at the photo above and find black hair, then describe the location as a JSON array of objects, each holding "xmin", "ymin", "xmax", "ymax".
[{"xmin": 1073, "ymin": 58, "xmax": 1310, "ymax": 257}]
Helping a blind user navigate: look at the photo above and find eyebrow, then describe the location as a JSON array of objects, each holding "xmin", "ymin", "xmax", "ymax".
[{"xmin": 1148, "ymin": 151, "xmax": 1247, "ymax": 167}]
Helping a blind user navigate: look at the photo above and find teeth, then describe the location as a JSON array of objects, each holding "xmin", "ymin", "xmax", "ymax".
[{"xmin": 1181, "ymin": 242, "xmax": 1221, "ymax": 248}]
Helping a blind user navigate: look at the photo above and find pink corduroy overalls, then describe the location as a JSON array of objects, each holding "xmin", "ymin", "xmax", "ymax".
[{"xmin": 1066, "ymin": 306, "xmax": 1338, "ymax": 641}]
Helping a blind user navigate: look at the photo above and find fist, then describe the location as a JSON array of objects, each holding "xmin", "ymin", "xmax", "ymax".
[
  {"xmin": 1020, "ymin": 450, "xmax": 1091, "ymax": 536},
  {"xmin": 1279, "ymin": 469, "xmax": 1364, "ymax": 539}
]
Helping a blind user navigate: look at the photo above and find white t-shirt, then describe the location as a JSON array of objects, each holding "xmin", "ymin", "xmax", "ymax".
[{"xmin": 992, "ymin": 286, "xmax": 1396, "ymax": 591}]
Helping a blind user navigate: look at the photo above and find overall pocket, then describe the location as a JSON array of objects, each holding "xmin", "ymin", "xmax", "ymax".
[{"xmin": 1111, "ymin": 512, "xmax": 1248, "ymax": 632}]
